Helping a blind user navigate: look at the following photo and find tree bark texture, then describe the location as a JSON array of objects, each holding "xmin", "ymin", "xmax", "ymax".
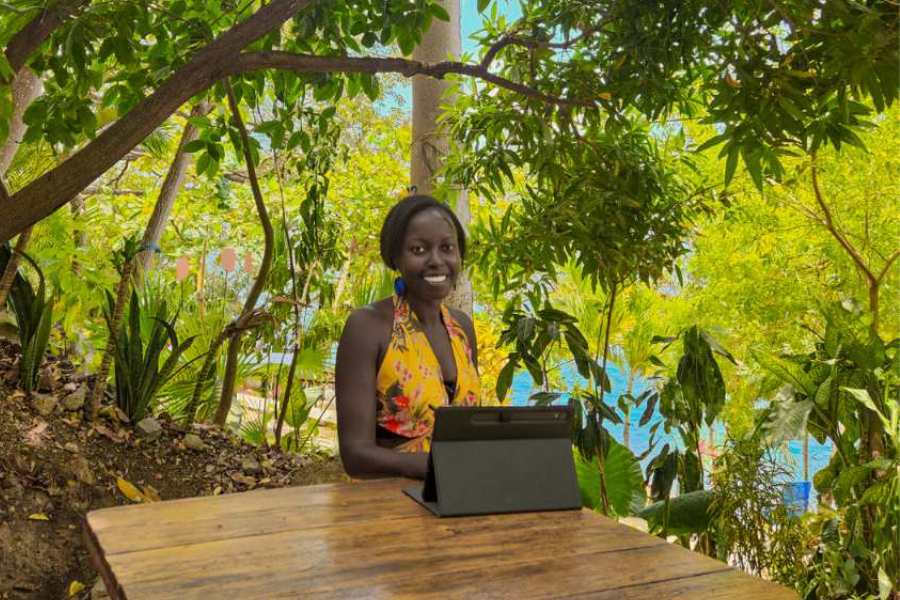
[
  {"xmin": 410, "ymin": 0, "xmax": 472, "ymax": 316},
  {"xmin": 0, "ymin": 227, "xmax": 31, "ymax": 307},
  {"xmin": 3, "ymin": 0, "xmax": 90, "ymax": 83},
  {"xmin": 136, "ymin": 102, "xmax": 211, "ymax": 274},
  {"xmin": 0, "ymin": 68, "xmax": 42, "ymax": 308},
  {"xmin": 1, "ymin": 0, "xmax": 314, "ymax": 242},
  {"xmin": 0, "ymin": 68, "xmax": 42, "ymax": 174}
]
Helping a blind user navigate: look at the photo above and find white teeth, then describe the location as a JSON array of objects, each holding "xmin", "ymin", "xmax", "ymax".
[{"xmin": 424, "ymin": 275, "xmax": 447, "ymax": 284}]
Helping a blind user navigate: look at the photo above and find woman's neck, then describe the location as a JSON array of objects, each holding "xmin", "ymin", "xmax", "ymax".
[{"xmin": 405, "ymin": 295, "xmax": 443, "ymax": 327}]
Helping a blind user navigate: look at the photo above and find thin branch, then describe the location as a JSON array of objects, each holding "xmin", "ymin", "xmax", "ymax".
[
  {"xmin": 876, "ymin": 249, "xmax": 900, "ymax": 284},
  {"xmin": 810, "ymin": 159, "xmax": 876, "ymax": 284},
  {"xmin": 481, "ymin": 25, "xmax": 604, "ymax": 69}
]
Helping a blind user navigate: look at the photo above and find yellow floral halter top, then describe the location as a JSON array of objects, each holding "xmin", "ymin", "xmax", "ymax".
[{"xmin": 375, "ymin": 295, "xmax": 480, "ymax": 452}]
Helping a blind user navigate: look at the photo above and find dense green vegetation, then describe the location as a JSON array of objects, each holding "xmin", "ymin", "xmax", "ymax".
[{"xmin": 1, "ymin": 1, "xmax": 897, "ymax": 598}]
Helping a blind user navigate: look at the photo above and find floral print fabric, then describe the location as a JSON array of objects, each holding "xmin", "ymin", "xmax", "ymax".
[{"xmin": 375, "ymin": 295, "xmax": 480, "ymax": 452}]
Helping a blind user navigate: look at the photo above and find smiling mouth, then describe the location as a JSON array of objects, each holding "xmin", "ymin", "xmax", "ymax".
[{"xmin": 424, "ymin": 274, "xmax": 449, "ymax": 285}]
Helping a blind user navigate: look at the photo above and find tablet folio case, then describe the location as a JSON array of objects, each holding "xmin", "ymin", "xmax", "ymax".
[{"xmin": 405, "ymin": 406, "xmax": 582, "ymax": 517}]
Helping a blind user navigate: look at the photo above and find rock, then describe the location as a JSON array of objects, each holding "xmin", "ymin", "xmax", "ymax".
[
  {"xmin": 241, "ymin": 457, "xmax": 261, "ymax": 475},
  {"xmin": 37, "ymin": 367, "xmax": 55, "ymax": 392},
  {"xmin": 71, "ymin": 456, "xmax": 95, "ymax": 486},
  {"xmin": 91, "ymin": 580, "xmax": 110, "ymax": 599},
  {"xmin": 32, "ymin": 393, "xmax": 57, "ymax": 417},
  {"xmin": 136, "ymin": 417, "xmax": 162, "ymax": 441},
  {"xmin": 63, "ymin": 385, "xmax": 87, "ymax": 411},
  {"xmin": 183, "ymin": 433, "xmax": 207, "ymax": 451}
]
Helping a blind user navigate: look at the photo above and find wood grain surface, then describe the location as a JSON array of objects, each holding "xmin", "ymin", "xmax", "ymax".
[{"xmin": 84, "ymin": 478, "xmax": 797, "ymax": 599}]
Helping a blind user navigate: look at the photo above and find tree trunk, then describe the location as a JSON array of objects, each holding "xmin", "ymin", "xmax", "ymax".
[
  {"xmin": 0, "ymin": 68, "xmax": 42, "ymax": 307},
  {"xmin": 624, "ymin": 372, "xmax": 634, "ymax": 450},
  {"xmin": 0, "ymin": 227, "xmax": 32, "ymax": 307},
  {"xmin": 0, "ymin": 68, "xmax": 42, "ymax": 174},
  {"xmin": 70, "ymin": 196, "xmax": 87, "ymax": 274},
  {"xmin": 136, "ymin": 102, "xmax": 210, "ymax": 274},
  {"xmin": 90, "ymin": 257, "xmax": 135, "ymax": 420},
  {"xmin": 410, "ymin": 0, "xmax": 472, "ymax": 316},
  {"xmin": 211, "ymin": 80, "xmax": 275, "ymax": 427},
  {"xmin": 803, "ymin": 434, "xmax": 809, "ymax": 481}
]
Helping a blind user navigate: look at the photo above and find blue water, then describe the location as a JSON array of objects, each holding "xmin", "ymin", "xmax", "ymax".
[{"xmin": 508, "ymin": 362, "xmax": 832, "ymax": 495}]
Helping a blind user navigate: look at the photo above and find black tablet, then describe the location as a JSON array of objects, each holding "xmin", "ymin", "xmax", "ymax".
[{"xmin": 404, "ymin": 405, "xmax": 582, "ymax": 517}]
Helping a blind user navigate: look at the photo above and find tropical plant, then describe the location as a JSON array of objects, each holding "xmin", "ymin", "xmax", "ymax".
[
  {"xmin": 761, "ymin": 303, "xmax": 898, "ymax": 598},
  {"xmin": 708, "ymin": 431, "xmax": 807, "ymax": 585},
  {"xmin": 647, "ymin": 326, "xmax": 735, "ymax": 499},
  {"xmin": 0, "ymin": 245, "xmax": 52, "ymax": 394},
  {"xmin": 106, "ymin": 289, "xmax": 196, "ymax": 422},
  {"xmin": 91, "ymin": 236, "xmax": 141, "ymax": 419}
]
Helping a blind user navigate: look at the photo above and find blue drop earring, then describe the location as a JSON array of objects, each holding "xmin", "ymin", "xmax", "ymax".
[{"xmin": 393, "ymin": 276, "xmax": 407, "ymax": 296}]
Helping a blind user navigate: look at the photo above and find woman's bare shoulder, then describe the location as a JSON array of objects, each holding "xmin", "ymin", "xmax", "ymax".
[{"xmin": 343, "ymin": 298, "xmax": 394, "ymax": 338}]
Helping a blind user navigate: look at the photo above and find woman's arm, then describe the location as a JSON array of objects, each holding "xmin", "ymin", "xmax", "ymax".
[{"xmin": 335, "ymin": 308, "xmax": 428, "ymax": 479}]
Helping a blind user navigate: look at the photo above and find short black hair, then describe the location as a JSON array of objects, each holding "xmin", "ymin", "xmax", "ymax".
[{"xmin": 379, "ymin": 195, "xmax": 466, "ymax": 270}]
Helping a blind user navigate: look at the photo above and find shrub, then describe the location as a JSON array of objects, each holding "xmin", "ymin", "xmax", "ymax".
[{"xmin": 107, "ymin": 289, "xmax": 195, "ymax": 421}]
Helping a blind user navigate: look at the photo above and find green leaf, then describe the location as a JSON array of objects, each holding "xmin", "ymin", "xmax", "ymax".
[
  {"xmin": 756, "ymin": 353, "xmax": 817, "ymax": 397},
  {"xmin": 878, "ymin": 567, "xmax": 893, "ymax": 600},
  {"xmin": 477, "ymin": 0, "xmax": 491, "ymax": 12},
  {"xmin": 638, "ymin": 490, "xmax": 714, "ymax": 536},
  {"xmin": 764, "ymin": 399, "xmax": 813, "ymax": 444},
  {"xmin": 842, "ymin": 387, "xmax": 885, "ymax": 421},
  {"xmin": 495, "ymin": 358, "xmax": 516, "ymax": 402},
  {"xmin": 574, "ymin": 440, "xmax": 645, "ymax": 516},
  {"xmin": 430, "ymin": 4, "xmax": 450, "ymax": 21},
  {"xmin": 724, "ymin": 144, "xmax": 739, "ymax": 186},
  {"xmin": 529, "ymin": 391, "xmax": 561, "ymax": 406}
]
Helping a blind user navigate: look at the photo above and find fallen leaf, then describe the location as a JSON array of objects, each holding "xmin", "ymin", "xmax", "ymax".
[
  {"xmin": 93, "ymin": 424, "xmax": 124, "ymax": 443},
  {"xmin": 141, "ymin": 484, "xmax": 162, "ymax": 502},
  {"xmin": 24, "ymin": 420, "xmax": 49, "ymax": 447},
  {"xmin": 116, "ymin": 477, "xmax": 147, "ymax": 503},
  {"xmin": 28, "ymin": 513, "xmax": 50, "ymax": 521},
  {"xmin": 67, "ymin": 580, "xmax": 85, "ymax": 597},
  {"xmin": 114, "ymin": 407, "xmax": 130, "ymax": 423}
]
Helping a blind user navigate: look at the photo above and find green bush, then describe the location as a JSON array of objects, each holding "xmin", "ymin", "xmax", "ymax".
[
  {"xmin": 1, "ymin": 246, "xmax": 53, "ymax": 394},
  {"xmin": 107, "ymin": 289, "xmax": 195, "ymax": 421}
]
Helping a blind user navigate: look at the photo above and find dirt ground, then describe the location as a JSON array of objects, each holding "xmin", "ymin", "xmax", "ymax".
[{"xmin": 0, "ymin": 340, "xmax": 347, "ymax": 599}]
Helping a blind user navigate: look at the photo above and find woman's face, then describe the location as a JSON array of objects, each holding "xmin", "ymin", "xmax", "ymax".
[{"xmin": 395, "ymin": 208, "xmax": 461, "ymax": 302}]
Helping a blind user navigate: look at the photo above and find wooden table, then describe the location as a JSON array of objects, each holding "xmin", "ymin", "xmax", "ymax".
[{"xmin": 84, "ymin": 478, "xmax": 796, "ymax": 599}]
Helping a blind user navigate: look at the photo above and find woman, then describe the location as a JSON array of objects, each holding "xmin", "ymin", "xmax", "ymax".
[{"xmin": 335, "ymin": 195, "xmax": 480, "ymax": 479}]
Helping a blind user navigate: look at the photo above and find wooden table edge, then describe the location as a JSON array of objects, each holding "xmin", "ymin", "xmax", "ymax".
[{"xmin": 83, "ymin": 514, "xmax": 127, "ymax": 600}]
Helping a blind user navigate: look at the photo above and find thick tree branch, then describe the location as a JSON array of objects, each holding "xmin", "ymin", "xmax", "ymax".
[
  {"xmin": 233, "ymin": 51, "xmax": 595, "ymax": 107},
  {"xmin": 1, "ymin": 17, "xmax": 600, "ymax": 242},
  {"xmin": 2, "ymin": 0, "xmax": 90, "ymax": 83},
  {"xmin": 0, "ymin": 0, "xmax": 314, "ymax": 243}
]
